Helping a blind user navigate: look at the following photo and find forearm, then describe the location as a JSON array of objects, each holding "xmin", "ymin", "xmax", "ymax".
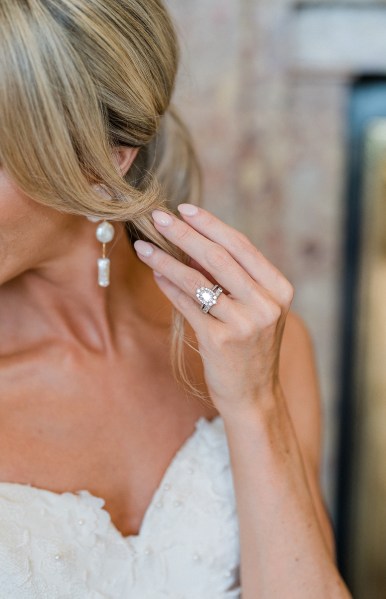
[{"xmin": 221, "ymin": 387, "xmax": 352, "ymax": 599}]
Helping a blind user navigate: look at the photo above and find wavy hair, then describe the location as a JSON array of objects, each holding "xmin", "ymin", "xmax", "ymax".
[{"xmin": 0, "ymin": 0, "xmax": 208, "ymax": 403}]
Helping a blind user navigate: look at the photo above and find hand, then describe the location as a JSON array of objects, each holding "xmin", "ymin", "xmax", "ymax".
[{"xmin": 133, "ymin": 204, "xmax": 294, "ymax": 416}]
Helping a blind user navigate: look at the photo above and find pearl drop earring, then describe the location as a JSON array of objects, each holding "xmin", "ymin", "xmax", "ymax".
[{"xmin": 87, "ymin": 185, "xmax": 116, "ymax": 288}]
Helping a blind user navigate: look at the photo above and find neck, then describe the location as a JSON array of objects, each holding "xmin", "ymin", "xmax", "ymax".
[{"xmin": 1, "ymin": 222, "xmax": 171, "ymax": 355}]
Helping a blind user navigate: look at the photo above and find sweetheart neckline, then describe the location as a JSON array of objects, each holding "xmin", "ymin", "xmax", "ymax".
[{"xmin": 0, "ymin": 414, "xmax": 223, "ymax": 543}]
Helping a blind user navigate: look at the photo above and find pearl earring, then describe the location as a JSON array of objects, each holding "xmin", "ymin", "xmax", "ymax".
[{"xmin": 87, "ymin": 185, "xmax": 116, "ymax": 288}]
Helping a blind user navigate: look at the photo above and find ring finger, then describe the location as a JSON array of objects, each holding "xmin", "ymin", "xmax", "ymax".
[{"xmin": 133, "ymin": 239, "xmax": 235, "ymax": 322}]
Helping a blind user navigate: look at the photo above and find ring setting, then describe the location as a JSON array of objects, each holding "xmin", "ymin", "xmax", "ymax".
[{"xmin": 196, "ymin": 284, "xmax": 223, "ymax": 313}]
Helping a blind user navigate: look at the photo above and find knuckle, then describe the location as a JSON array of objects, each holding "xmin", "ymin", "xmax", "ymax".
[
  {"xmin": 212, "ymin": 327, "xmax": 231, "ymax": 349},
  {"xmin": 154, "ymin": 252, "xmax": 171, "ymax": 271},
  {"xmin": 232, "ymin": 231, "xmax": 254, "ymax": 254},
  {"xmin": 184, "ymin": 271, "xmax": 206, "ymax": 295},
  {"xmin": 255, "ymin": 299, "xmax": 282, "ymax": 327},
  {"xmin": 236, "ymin": 317, "xmax": 257, "ymax": 340},
  {"xmin": 205, "ymin": 244, "xmax": 229, "ymax": 271},
  {"xmin": 262, "ymin": 302, "xmax": 282, "ymax": 325},
  {"xmin": 245, "ymin": 278, "xmax": 260, "ymax": 297},
  {"xmin": 282, "ymin": 281, "xmax": 295, "ymax": 304},
  {"xmin": 199, "ymin": 210, "xmax": 214, "ymax": 228},
  {"xmin": 284, "ymin": 281, "xmax": 295, "ymax": 304},
  {"xmin": 174, "ymin": 224, "xmax": 191, "ymax": 243}
]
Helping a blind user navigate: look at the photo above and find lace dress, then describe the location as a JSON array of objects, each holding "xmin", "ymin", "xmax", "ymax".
[{"xmin": 0, "ymin": 415, "xmax": 241, "ymax": 598}]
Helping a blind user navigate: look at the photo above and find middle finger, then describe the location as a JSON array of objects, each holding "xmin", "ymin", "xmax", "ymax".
[
  {"xmin": 133, "ymin": 239, "xmax": 236, "ymax": 322},
  {"xmin": 150, "ymin": 210, "xmax": 257, "ymax": 302}
]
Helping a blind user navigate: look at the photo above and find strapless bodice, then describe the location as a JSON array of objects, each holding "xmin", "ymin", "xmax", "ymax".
[{"xmin": 0, "ymin": 415, "xmax": 241, "ymax": 598}]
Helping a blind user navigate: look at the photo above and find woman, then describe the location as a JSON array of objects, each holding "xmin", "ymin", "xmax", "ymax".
[{"xmin": 0, "ymin": 0, "xmax": 351, "ymax": 597}]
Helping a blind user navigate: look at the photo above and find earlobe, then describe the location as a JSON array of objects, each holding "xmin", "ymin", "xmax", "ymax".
[{"xmin": 112, "ymin": 146, "xmax": 140, "ymax": 177}]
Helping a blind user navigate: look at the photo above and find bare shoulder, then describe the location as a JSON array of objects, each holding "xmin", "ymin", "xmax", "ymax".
[
  {"xmin": 279, "ymin": 310, "xmax": 322, "ymax": 470},
  {"xmin": 279, "ymin": 310, "xmax": 337, "ymax": 559},
  {"xmin": 280, "ymin": 310, "xmax": 318, "ymax": 375}
]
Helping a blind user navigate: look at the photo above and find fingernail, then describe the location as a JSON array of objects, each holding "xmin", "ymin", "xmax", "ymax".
[
  {"xmin": 133, "ymin": 240, "xmax": 154, "ymax": 257},
  {"xmin": 153, "ymin": 271, "xmax": 163, "ymax": 278},
  {"xmin": 177, "ymin": 204, "xmax": 199, "ymax": 216},
  {"xmin": 152, "ymin": 210, "xmax": 173, "ymax": 226}
]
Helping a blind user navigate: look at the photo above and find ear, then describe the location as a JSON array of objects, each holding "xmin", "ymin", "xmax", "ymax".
[{"xmin": 112, "ymin": 146, "xmax": 140, "ymax": 177}]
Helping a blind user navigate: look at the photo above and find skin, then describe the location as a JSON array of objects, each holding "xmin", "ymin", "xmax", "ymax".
[
  {"xmin": 0, "ymin": 147, "xmax": 351, "ymax": 596},
  {"xmin": 135, "ymin": 205, "xmax": 352, "ymax": 596}
]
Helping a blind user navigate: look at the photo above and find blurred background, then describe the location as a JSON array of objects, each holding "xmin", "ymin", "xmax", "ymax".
[{"xmin": 165, "ymin": 1, "xmax": 386, "ymax": 597}]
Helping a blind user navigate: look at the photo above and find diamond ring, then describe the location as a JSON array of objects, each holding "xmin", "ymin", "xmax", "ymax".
[{"xmin": 195, "ymin": 284, "xmax": 223, "ymax": 314}]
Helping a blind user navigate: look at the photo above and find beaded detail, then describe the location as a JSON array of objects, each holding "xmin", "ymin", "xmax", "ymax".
[{"xmin": 0, "ymin": 416, "xmax": 241, "ymax": 598}]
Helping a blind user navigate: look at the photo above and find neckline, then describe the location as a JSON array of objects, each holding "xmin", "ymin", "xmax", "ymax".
[{"xmin": 0, "ymin": 414, "xmax": 222, "ymax": 543}]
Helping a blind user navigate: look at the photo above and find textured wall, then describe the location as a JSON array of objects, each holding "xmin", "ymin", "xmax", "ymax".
[{"xmin": 164, "ymin": 0, "xmax": 379, "ymax": 521}]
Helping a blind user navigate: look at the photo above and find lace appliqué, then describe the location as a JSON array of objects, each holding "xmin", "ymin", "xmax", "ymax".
[{"xmin": 0, "ymin": 416, "xmax": 241, "ymax": 598}]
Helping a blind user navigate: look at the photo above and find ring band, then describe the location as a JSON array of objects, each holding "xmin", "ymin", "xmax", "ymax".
[{"xmin": 195, "ymin": 284, "xmax": 223, "ymax": 314}]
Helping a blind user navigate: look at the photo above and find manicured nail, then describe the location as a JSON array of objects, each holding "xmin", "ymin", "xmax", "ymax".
[
  {"xmin": 133, "ymin": 240, "xmax": 154, "ymax": 257},
  {"xmin": 152, "ymin": 210, "xmax": 173, "ymax": 226},
  {"xmin": 177, "ymin": 204, "xmax": 199, "ymax": 216}
]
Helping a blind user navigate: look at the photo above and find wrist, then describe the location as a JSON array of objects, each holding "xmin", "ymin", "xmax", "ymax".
[{"xmin": 219, "ymin": 382, "xmax": 286, "ymax": 430}]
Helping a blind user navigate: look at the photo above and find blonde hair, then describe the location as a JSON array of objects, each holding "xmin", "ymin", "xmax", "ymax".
[{"xmin": 0, "ymin": 0, "xmax": 208, "ymax": 403}]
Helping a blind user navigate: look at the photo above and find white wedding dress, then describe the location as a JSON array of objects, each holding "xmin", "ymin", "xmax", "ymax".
[{"xmin": 0, "ymin": 415, "xmax": 241, "ymax": 598}]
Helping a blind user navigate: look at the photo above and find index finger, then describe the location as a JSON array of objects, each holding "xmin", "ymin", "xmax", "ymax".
[{"xmin": 177, "ymin": 204, "xmax": 293, "ymax": 303}]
